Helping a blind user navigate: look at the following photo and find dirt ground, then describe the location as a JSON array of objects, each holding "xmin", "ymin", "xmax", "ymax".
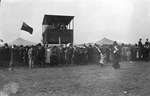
[{"xmin": 0, "ymin": 61, "xmax": 150, "ymax": 96}]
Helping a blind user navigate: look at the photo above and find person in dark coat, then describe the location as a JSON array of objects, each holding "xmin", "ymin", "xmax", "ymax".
[
  {"xmin": 72, "ymin": 46, "xmax": 79, "ymax": 64},
  {"xmin": 143, "ymin": 38, "xmax": 150, "ymax": 61},
  {"xmin": 37, "ymin": 44, "xmax": 45, "ymax": 67},
  {"xmin": 66, "ymin": 44, "xmax": 74, "ymax": 65},
  {"xmin": 50, "ymin": 46, "xmax": 59, "ymax": 66},
  {"xmin": 130, "ymin": 44, "xmax": 138, "ymax": 61},
  {"xmin": 138, "ymin": 38, "xmax": 143, "ymax": 60},
  {"xmin": 84, "ymin": 44, "xmax": 93, "ymax": 64},
  {"xmin": 111, "ymin": 41, "xmax": 120, "ymax": 69},
  {"xmin": 59, "ymin": 46, "xmax": 66, "ymax": 65}
]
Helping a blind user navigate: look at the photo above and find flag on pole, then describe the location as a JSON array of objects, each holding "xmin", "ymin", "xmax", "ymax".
[{"xmin": 21, "ymin": 22, "xmax": 33, "ymax": 34}]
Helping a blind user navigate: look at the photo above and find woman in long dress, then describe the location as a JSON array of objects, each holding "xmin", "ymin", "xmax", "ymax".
[{"xmin": 94, "ymin": 44, "xmax": 105, "ymax": 67}]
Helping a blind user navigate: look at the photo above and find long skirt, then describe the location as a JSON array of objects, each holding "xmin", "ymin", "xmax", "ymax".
[
  {"xmin": 99, "ymin": 54, "xmax": 105, "ymax": 65},
  {"xmin": 112, "ymin": 54, "xmax": 120, "ymax": 69},
  {"xmin": 112, "ymin": 59, "xmax": 120, "ymax": 69}
]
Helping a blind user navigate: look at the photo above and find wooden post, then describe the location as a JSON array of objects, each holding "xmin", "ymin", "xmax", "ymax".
[{"xmin": 72, "ymin": 18, "xmax": 74, "ymax": 44}]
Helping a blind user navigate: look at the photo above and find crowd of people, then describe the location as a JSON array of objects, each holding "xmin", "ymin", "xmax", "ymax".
[
  {"xmin": 0, "ymin": 39, "xmax": 150, "ymax": 69},
  {"xmin": 120, "ymin": 38, "xmax": 150, "ymax": 62},
  {"xmin": 136, "ymin": 38, "xmax": 150, "ymax": 61}
]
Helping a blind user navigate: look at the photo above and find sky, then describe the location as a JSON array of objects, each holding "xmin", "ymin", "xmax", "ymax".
[{"xmin": 0, "ymin": 0, "xmax": 150, "ymax": 44}]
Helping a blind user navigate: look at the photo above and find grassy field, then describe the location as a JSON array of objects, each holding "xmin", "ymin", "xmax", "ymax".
[{"xmin": 0, "ymin": 61, "xmax": 150, "ymax": 96}]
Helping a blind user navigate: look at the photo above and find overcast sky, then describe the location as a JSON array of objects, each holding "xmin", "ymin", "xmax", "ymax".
[{"xmin": 0, "ymin": 0, "xmax": 150, "ymax": 44}]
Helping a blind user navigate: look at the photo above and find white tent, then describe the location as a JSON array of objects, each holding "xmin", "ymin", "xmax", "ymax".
[
  {"xmin": 8, "ymin": 38, "xmax": 36, "ymax": 46},
  {"xmin": 96, "ymin": 37, "xmax": 114, "ymax": 45}
]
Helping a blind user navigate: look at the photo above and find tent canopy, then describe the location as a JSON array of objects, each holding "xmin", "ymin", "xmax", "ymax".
[
  {"xmin": 96, "ymin": 37, "xmax": 114, "ymax": 45},
  {"xmin": 42, "ymin": 15, "xmax": 74, "ymax": 25}
]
